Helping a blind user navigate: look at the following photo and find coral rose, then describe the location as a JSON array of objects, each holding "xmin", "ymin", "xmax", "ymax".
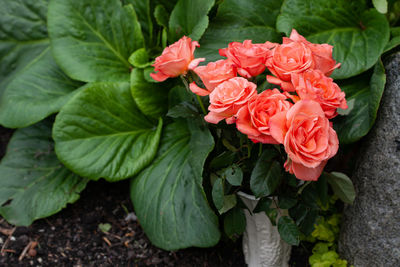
[
  {"xmin": 219, "ymin": 40, "xmax": 275, "ymax": 78},
  {"xmin": 150, "ymin": 36, "xmax": 205, "ymax": 82},
  {"xmin": 205, "ymin": 77, "xmax": 257, "ymax": 124},
  {"xmin": 266, "ymin": 41, "xmax": 314, "ymax": 91},
  {"xmin": 289, "ymin": 29, "xmax": 340, "ymax": 76},
  {"xmin": 291, "ymin": 69, "xmax": 347, "ymax": 119},
  {"xmin": 269, "ymin": 100, "xmax": 339, "ymax": 181},
  {"xmin": 189, "ymin": 60, "xmax": 237, "ymax": 96},
  {"xmin": 236, "ymin": 89, "xmax": 292, "ymax": 144}
]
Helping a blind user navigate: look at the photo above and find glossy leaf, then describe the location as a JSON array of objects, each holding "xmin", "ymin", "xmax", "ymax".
[
  {"xmin": 0, "ymin": 49, "xmax": 83, "ymax": 128},
  {"xmin": 250, "ymin": 150, "xmax": 281, "ymax": 198},
  {"xmin": 0, "ymin": 0, "xmax": 49, "ymax": 95},
  {"xmin": 130, "ymin": 68, "xmax": 170, "ymax": 118},
  {"xmin": 124, "ymin": 0, "xmax": 153, "ymax": 46},
  {"xmin": 277, "ymin": 0, "xmax": 390, "ymax": 79},
  {"xmin": 197, "ymin": 0, "xmax": 283, "ymax": 62},
  {"xmin": 0, "ymin": 120, "xmax": 88, "ymax": 226},
  {"xmin": 154, "ymin": 4, "xmax": 169, "ymax": 28},
  {"xmin": 128, "ymin": 48, "xmax": 151, "ymax": 68},
  {"xmin": 334, "ymin": 60, "xmax": 386, "ymax": 143},
  {"xmin": 384, "ymin": 27, "xmax": 400, "ymax": 52},
  {"xmin": 169, "ymin": 0, "xmax": 215, "ymax": 41},
  {"xmin": 48, "ymin": 0, "xmax": 144, "ymax": 82},
  {"xmin": 325, "ymin": 172, "xmax": 356, "ymax": 204},
  {"xmin": 373, "ymin": 0, "xmax": 388, "ymax": 13},
  {"xmin": 53, "ymin": 82, "xmax": 162, "ymax": 181},
  {"xmin": 219, "ymin": 194, "xmax": 237, "ymax": 214},
  {"xmin": 278, "ymin": 196, "xmax": 298, "ymax": 210},
  {"xmin": 224, "ymin": 207, "xmax": 246, "ymax": 240},
  {"xmin": 278, "ymin": 216, "xmax": 300, "ymax": 246},
  {"xmin": 130, "ymin": 121, "xmax": 220, "ymax": 250}
]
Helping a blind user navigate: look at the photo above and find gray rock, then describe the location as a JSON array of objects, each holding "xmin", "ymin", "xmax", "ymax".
[{"xmin": 339, "ymin": 52, "xmax": 400, "ymax": 266}]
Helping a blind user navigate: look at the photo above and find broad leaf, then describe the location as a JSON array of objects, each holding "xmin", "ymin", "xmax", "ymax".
[
  {"xmin": 325, "ymin": 172, "xmax": 356, "ymax": 204},
  {"xmin": 124, "ymin": 0, "xmax": 153, "ymax": 46},
  {"xmin": 277, "ymin": 0, "xmax": 390, "ymax": 79},
  {"xmin": 0, "ymin": 120, "xmax": 88, "ymax": 226},
  {"xmin": 53, "ymin": 82, "xmax": 162, "ymax": 181},
  {"xmin": 0, "ymin": 49, "xmax": 83, "ymax": 128},
  {"xmin": 154, "ymin": 5, "xmax": 169, "ymax": 28},
  {"xmin": 0, "ymin": 0, "xmax": 49, "ymax": 95},
  {"xmin": 250, "ymin": 149, "xmax": 281, "ymax": 198},
  {"xmin": 197, "ymin": 0, "xmax": 283, "ymax": 63},
  {"xmin": 130, "ymin": 121, "xmax": 220, "ymax": 250},
  {"xmin": 128, "ymin": 48, "xmax": 151, "ymax": 68},
  {"xmin": 169, "ymin": 0, "xmax": 215, "ymax": 41},
  {"xmin": 334, "ymin": 60, "xmax": 386, "ymax": 143},
  {"xmin": 224, "ymin": 206, "xmax": 246, "ymax": 240},
  {"xmin": 384, "ymin": 27, "xmax": 400, "ymax": 53},
  {"xmin": 278, "ymin": 196, "xmax": 298, "ymax": 210},
  {"xmin": 278, "ymin": 216, "xmax": 300, "ymax": 246},
  {"xmin": 373, "ymin": 0, "xmax": 388, "ymax": 13},
  {"xmin": 130, "ymin": 68, "xmax": 170, "ymax": 118},
  {"xmin": 48, "ymin": 0, "xmax": 144, "ymax": 82}
]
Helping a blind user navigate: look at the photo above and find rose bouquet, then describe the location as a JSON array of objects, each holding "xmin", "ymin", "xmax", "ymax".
[{"xmin": 148, "ymin": 30, "xmax": 352, "ymax": 248}]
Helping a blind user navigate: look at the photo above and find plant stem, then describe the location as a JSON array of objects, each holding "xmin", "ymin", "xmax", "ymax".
[
  {"xmin": 196, "ymin": 95, "xmax": 207, "ymax": 115},
  {"xmin": 258, "ymin": 143, "xmax": 263, "ymax": 156},
  {"xmin": 298, "ymin": 180, "xmax": 312, "ymax": 195}
]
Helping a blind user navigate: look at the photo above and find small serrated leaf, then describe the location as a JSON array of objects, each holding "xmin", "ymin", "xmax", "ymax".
[{"xmin": 278, "ymin": 216, "xmax": 300, "ymax": 246}]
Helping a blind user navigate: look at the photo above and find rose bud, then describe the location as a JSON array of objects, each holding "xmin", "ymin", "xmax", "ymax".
[
  {"xmin": 150, "ymin": 36, "xmax": 205, "ymax": 82},
  {"xmin": 189, "ymin": 60, "xmax": 237, "ymax": 96},
  {"xmin": 291, "ymin": 69, "xmax": 347, "ymax": 119},
  {"xmin": 236, "ymin": 89, "xmax": 292, "ymax": 144},
  {"xmin": 219, "ymin": 40, "xmax": 275, "ymax": 78},
  {"xmin": 266, "ymin": 41, "xmax": 314, "ymax": 91},
  {"xmin": 204, "ymin": 77, "xmax": 257, "ymax": 124},
  {"xmin": 289, "ymin": 29, "xmax": 340, "ymax": 76},
  {"xmin": 269, "ymin": 100, "xmax": 339, "ymax": 181}
]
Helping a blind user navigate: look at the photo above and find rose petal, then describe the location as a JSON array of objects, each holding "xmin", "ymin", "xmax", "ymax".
[{"xmin": 189, "ymin": 82, "xmax": 210, "ymax": 96}]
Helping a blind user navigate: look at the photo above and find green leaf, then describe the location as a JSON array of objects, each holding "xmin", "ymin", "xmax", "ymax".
[
  {"xmin": 209, "ymin": 151, "xmax": 236, "ymax": 170},
  {"xmin": 373, "ymin": 0, "xmax": 388, "ymax": 13},
  {"xmin": 128, "ymin": 48, "xmax": 151, "ymax": 68},
  {"xmin": 276, "ymin": 0, "xmax": 390, "ymax": 79},
  {"xmin": 224, "ymin": 207, "xmax": 246, "ymax": 240},
  {"xmin": 124, "ymin": 0, "xmax": 153, "ymax": 46},
  {"xmin": 0, "ymin": 120, "xmax": 88, "ymax": 226},
  {"xmin": 0, "ymin": 0, "xmax": 49, "ymax": 96},
  {"xmin": 0, "ymin": 49, "xmax": 83, "ymax": 128},
  {"xmin": 169, "ymin": 0, "xmax": 215, "ymax": 41},
  {"xmin": 250, "ymin": 150, "xmax": 282, "ymax": 198},
  {"xmin": 48, "ymin": 0, "xmax": 144, "ymax": 82},
  {"xmin": 197, "ymin": 0, "xmax": 283, "ymax": 63},
  {"xmin": 98, "ymin": 223, "xmax": 111, "ymax": 233},
  {"xmin": 253, "ymin": 198, "xmax": 273, "ymax": 213},
  {"xmin": 167, "ymin": 102, "xmax": 199, "ymax": 118},
  {"xmin": 325, "ymin": 172, "xmax": 356, "ymax": 204},
  {"xmin": 53, "ymin": 82, "xmax": 162, "ymax": 181},
  {"xmin": 299, "ymin": 209, "xmax": 318, "ymax": 236},
  {"xmin": 278, "ymin": 195, "xmax": 298, "ymax": 209},
  {"xmin": 278, "ymin": 216, "xmax": 300, "ymax": 246},
  {"xmin": 384, "ymin": 27, "xmax": 400, "ymax": 53},
  {"xmin": 212, "ymin": 178, "xmax": 224, "ymax": 210},
  {"xmin": 154, "ymin": 4, "xmax": 169, "ymax": 28},
  {"xmin": 219, "ymin": 194, "xmax": 237, "ymax": 214},
  {"xmin": 334, "ymin": 60, "xmax": 386, "ymax": 143},
  {"xmin": 316, "ymin": 174, "xmax": 328, "ymax": 207},
  {"xmin": 130, "ymin": 121, "xmax": 220, "ymax": 250},
  {"xmin": 130, "ymin": 68, "xmax": 170, "ymax": 118},
  {"xmin": 219, "ymin": 164, "xmax": 243, "ymax": 186}
]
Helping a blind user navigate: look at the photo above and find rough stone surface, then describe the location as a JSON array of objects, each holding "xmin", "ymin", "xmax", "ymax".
[{"xmin": 339, "ymin": 52, "xmax": 400, "ymax": 266}]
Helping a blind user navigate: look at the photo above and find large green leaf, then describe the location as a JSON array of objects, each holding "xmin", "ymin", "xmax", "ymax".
[
  {"xmin": 124, "ymin": 0, "xmax": 153, "ymax": 46},
  {"xmin": 130, "ymin": 120, "xmax": 220, "ymax": 250},
  {"xmin": 48, "ymin": 0, "xmax": 144, "ymax": 82},
  {"xmin": 0, "ymin": 0, "xmax": 49, "ymax": 96},
  {"xmin": 276, "ymin": 0, "xmax": 390, "ymax": 79},
  {"xmin": 0, "ymin": 120, "xmax": 88, "ymax": 226},
  {"xmin": 334, "ymin": 60, "xmax": 386, "ymax": 143},
  {"xmin": 53, "ymin": 82, "xmax": 162, "ymax": 181},
  {"xmin": 169, "ymin": 0, "xmax": 215, "ymax": 42},
  {"xmin": 130, "ymin": 68, "xmax": 170, "ymax": 118},
  {"xmin": 0, "ymin": 49, "xmax": 83, "ymax": 128},
  {"xmin": 196, "ymin": 0, "xmax": 283, "ymax": 62}
]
